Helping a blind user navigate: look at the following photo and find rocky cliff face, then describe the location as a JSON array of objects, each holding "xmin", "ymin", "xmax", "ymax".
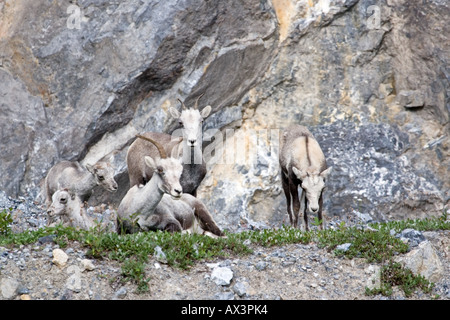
[{"xmin": 0, "ymin": 0, "xmax": 448, "ymax": 231}]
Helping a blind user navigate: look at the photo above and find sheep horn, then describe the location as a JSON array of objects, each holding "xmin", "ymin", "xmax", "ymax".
[
  {"xmin": 193, "ymin": 92, "xmax": 205, "ymax": 110},
  {"xmin": 136, "ymin": 134, "xmax": 167, "ymax": 159},
  {"xmin": 177, "ymin": 98, "xmax": 187, "ymax": 110}
]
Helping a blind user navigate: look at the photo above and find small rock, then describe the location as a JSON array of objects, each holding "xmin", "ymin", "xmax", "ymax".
[
  {"xmin": 52, "ymin": 249, "xmax": 68, "ymax": 268},
  {"xmin": 0, "ymin": 277, "xmax": 20, "ymax": 299},
  {"xmin": 113, "ymin": 287, "xmax": 127, "ymax": 299},
  {"xmin": 211, "ymin": 267, "xmax": 233, "ymax": 286},
  {"xmin": 38, "ymin": 235, "xmax": 56, "ymax": 244},
  {"xmin": 396, "ymin": 229, "xmax": 425, "ymax": 247},
  {"xmin": 232, "ymin": 281, "xmax": 249, "ymax": 297},
  {"xmin": 255, "ymin": 261, "xmax": 268, "ymax": 271},
  {"xmin": 214, "ymin": 291, "xmax": 235, "ymax": 300},
  {"xmin": 20, "ymin": 294, "xmax": 31, "ymax": 300},
  {"xmin": 154, "ymin": 246, "xmax": 167, "ymax": 263},
  {"xmin": 336, "ymin": 243, "xmax": 352, "ymax": 252},
  {"xmin": 81, "ymin": 259, "xmax": 95, "ymax": 272}
]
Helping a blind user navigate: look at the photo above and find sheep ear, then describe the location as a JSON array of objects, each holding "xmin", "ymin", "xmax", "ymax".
[
  {"xmin": 70, "ymin": 192, "xmax": 76, "ymax": 201},
  {"xmin": 169, "ymin": 107, "xmax": 181, "ymax": 119},
  {"xmin": 292, "ymin": 167, "xmax": 307, "ymax": 179},
  {"xmin": 170, "ymin": 139, "xmax": 183, "ymax": 159},
  {"xmin": 320, "ymin": 167, "xmax": 332, "ymax": 179},
  {"xmin": 201, "ymin": 105, "xmax": 212, "ymax": 118},
  {"xmin": 86, "ymin": 164, "xmax": 95, "ymax": 174},
  {"xmin": 144, "ymin": 156, "xmax": 157, "ymax": 170},
  {"xmin": 105, "ymin": 153, "xmax": 115, "ymax": 163}
]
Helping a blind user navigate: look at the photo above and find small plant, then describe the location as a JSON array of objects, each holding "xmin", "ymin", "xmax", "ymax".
[
  {"xmin": 365, "ymin": 261, "xmax": 434, "ymax": 297},
  {"xmin": 0, "ymin": 208, "xmax": 14, "ymax": 235}
]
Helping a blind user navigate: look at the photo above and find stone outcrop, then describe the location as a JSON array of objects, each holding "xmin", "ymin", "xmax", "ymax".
[{"xmin": 0, "ymin": 0, "xmax": 448, "ymax": 230}]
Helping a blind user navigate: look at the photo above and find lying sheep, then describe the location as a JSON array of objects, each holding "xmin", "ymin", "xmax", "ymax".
[
  {"xmin": 47, "ymin": 189, "xmax": 116, "ymax": 231},
  {"xmin": 47, "ymin": 189, "xmax": 96, "ymax": 230},
  {"xmin": 117, "ymin": 136, "xmax": 224, "ymax": 238}
]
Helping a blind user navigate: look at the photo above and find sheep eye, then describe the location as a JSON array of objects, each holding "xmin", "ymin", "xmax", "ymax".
[
  {"xmin": 179, "ymin": 120, "xmax": 183, "ymax": 126},
  {"xmin": 60, "ymin": 197, "xmax": 67, "ymax": 204},
  {"xmin": 98, "ymin": 175, "xmax": 105, "ymax": 181}
]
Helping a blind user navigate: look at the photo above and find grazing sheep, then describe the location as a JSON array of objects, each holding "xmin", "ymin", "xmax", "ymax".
[
  {"xmin": 126, "ymin": 94, "xmax": 211, "ymax": 196},
  {"xmin": 279, "ymin": 125, "xmax": 332, "ymax": 230},
  {"xmin": 117, "ymin": 136, "xmax": 224, "ymax": 238},
  {"xmin": 43, "ymin": 155, "xmax": 118, "ymax": 208}
]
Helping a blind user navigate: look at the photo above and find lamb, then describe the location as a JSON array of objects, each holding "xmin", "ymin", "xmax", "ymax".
[
  {"xmin": 117, "ymin": 136, "xmax": 224, "ymax": 238},
  {"xmin": 126, "ymin": 94, "xmax": 211, "ymax": 196},
  {"xmin": 47, "ymin": 188, "xmax": 115, "ymax": 231},
  {"xmin": 279, "ymin": 125, "xmax": 332, "ymax": 230},
  {"xmin": 43, "ymin": 155, "xmax": 118, "ymax": 208},
  {"xmin": 47, "ymin": 189, "xmax": 96, "ymax": 230}
]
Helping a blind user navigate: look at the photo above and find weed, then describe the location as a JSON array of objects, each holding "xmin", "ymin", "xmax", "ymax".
[
  {"xmin": 365, "ymin": 261, "xmax": 434, "ymax": 297},
  {"xmin": 0, "ymin": 208, "xmax": 14, "ymax": 235}
]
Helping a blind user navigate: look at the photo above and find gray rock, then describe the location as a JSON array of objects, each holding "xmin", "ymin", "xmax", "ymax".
[
  {"xmin": 0, "ymin": 277, "xmax": 20, "ymax": 300},
  {"xmin": 0, "ymin": 0, "xmax": 448, "ymax": 233},
  {"xmin": 113, "ymin": 287, "xmax": 128, "ymax": 300},
  {"xmin": 396, "ymin": 229, "xmax": 426, "ymax": 247},
  {"xmin": 211, "ymin": 267, "xmax": 233, "ymax": 286},
  {"xmin": 255, "ymin": 261, "xmax": 268, "ymax": 271},
  {"xmin": 232, "ymin": 281, "xmax": 249, "ymax": 297},
  {"xmin": 213, "ymin": 291, "xmax": 235, "ymax": 300},
  {"xmin": 336, "ymin": 243, "xmax": 352, "ymax": 252},
  {"xmin": 395, "ymin": 240, "xmax": 444, "ymax": 283}
]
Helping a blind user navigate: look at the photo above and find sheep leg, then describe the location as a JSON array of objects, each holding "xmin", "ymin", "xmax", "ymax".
[
  {"xmin": 318, "ymin": 192, "xmax": 324, "ymax": 230},
  {"xmin": 302, "ymin": 190, "xmax": 309, "ymax": 231},
  {"xmin": 289, "ymin": 182, "xmax": 300, "ymax": 228},
  {"xmin": 164, "ymin": 220, "xmax": 183, "ymax": 233},
  {"xmin": 193, "ymin": 203, "xmax": 224, "ymax": 237},
  {"xmin": 281, "ymin": 175, "xmax": 293, "ymax": 225}
]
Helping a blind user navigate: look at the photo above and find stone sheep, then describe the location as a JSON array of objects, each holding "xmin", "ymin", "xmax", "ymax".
[
  {"xmin": 279, "ymin": 125, "xmax": 332, "ymax": 230},
  {"xmin": 47, "ymin": 188, "xmax": 116, "ymax": 231},
  {"xmin": 43, "ymin": 155, "xmax": 118, "ymax": 208},
  {"xmin": 126, "ymin": 94, "xmax": 211, "ymax": 197},
  {"xmin": 47, "ymin": 189, "xmax": 96, "ymax": 230},
  {"xmin": 117, "ymin": 135, "xmax": 224, "ymax": 238}
]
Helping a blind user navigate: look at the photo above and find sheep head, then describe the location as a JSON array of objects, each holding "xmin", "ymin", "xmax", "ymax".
[
  {"xmin": 292, "ymin": 167, "xmax": 332, "ymax": 213},
  {"xmin": 85, "ymin": 159, "xmax": 118, "ymax": 193},
  {"xmin": 169, "ymin": 93, "xmax": 211, "ymax": 148}
]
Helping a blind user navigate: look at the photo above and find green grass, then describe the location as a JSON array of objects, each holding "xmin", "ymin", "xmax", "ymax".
[{"xmin": 0, "ymin": 210, "xmax": 448, "ymax": 295}]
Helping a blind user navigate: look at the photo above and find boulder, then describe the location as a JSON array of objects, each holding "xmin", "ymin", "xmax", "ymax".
[{"xmin": 0, "ymin": 0, "xmax": 448, "ymax": 228}]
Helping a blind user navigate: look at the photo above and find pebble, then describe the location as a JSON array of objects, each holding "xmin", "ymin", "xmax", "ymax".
[
  {"xmin": 113, "ymin": 287, "xmax": 128, "ymax": 300},
  {"xmin": 0, "ymin": 277, "xmax": 20, "ymax": 300},
  {"xmin": 81, "ymin": 259, "xmax": 95, "ymax": 272},
  {"xmin": 232, "ymin": 281, "xmax": 249, "ymax": 297},
  {"xmin": 211, "ymin": 266, "xmax": 233, "ymax": 286},
  {"xmin": 52, "ymin": 249, "xmax": 68, "ymax": 268}
]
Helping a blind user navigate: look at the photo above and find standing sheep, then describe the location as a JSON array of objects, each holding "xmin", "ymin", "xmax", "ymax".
[{"xmin": 279, "ymin": 125, "xmax": 332, "ymax": 230}]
